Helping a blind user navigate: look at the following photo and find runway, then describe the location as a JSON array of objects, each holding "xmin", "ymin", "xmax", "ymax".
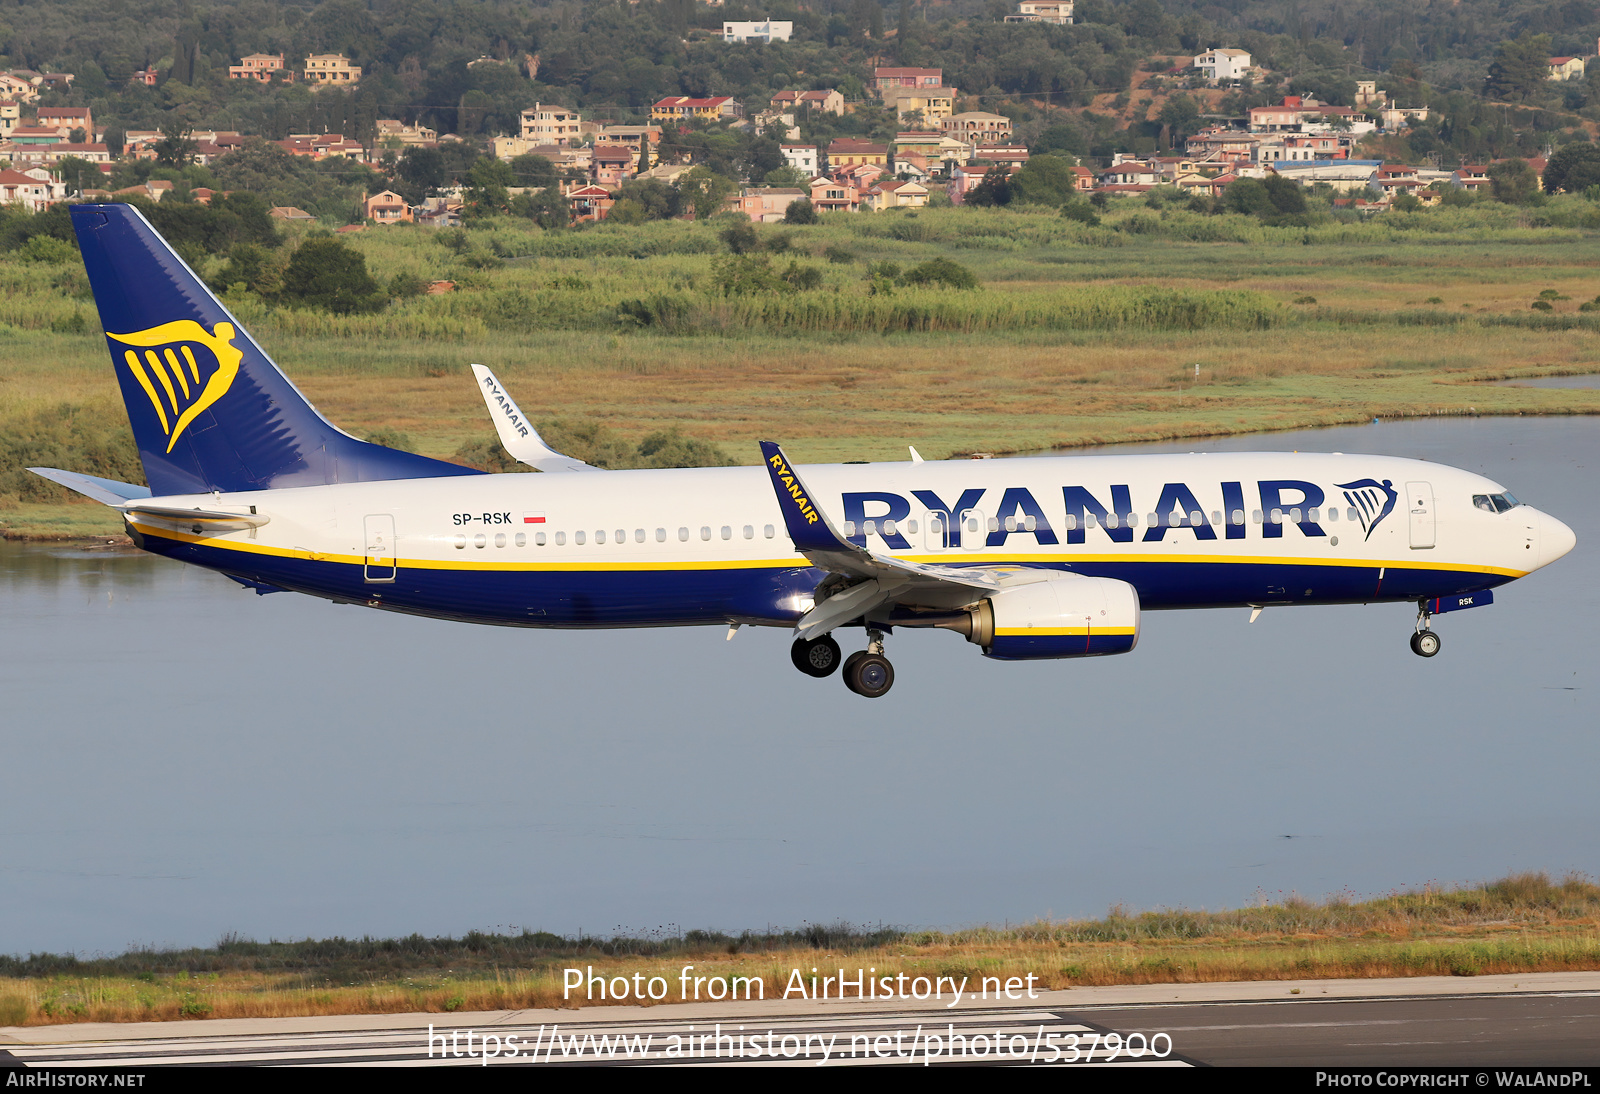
[{"xmin": 3, "ymin": 972, "xmax": 1598, "ymax": 1067}]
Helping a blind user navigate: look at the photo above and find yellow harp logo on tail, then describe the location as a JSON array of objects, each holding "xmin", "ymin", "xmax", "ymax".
[{"xmin": 108, "ymin": 321, "xmax": 243, "ymax": 453}]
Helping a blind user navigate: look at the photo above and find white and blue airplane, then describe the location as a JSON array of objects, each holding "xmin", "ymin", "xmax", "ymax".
[{"xmin": 30, "ymin": 204, "xmax": 1577, "ymax": 697}]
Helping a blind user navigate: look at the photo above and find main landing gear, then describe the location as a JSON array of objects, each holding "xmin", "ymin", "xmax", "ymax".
[
  {"xmin": 1410, "ymin": 607, "xmax": 1441, "ymax": 658},
  {"xmin": 790, "ymin": 629, "xmax": 895, "ymax": 698}
]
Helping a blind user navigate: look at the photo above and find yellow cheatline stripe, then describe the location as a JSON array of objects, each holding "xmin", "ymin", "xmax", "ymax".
[
  {"xmin": 124, "ymin": 350, "xmax": 168, "ymax": 433},
  {"xmin": 164, "ymin": 348, "xmax": 190, "ymax": 398},
  {"xmin": 995, "ymin": 627, "xmax": 1138, "ymax": 636},
  {"xmin": 127, "ymin": 526, "xmax": 1527, "ymax": 580},
  {"xmin": 145, "ymin": 350, "xmax": 179, "ymax": 416}
]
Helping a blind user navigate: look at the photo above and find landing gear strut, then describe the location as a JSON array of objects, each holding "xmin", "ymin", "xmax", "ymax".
[
  {"xmin": 791, "ymin": 634, "xmax": 842, "ymax": 677},
  {"xmin": 1410, "ymin": 608, "xmax": 1441, "ymax": 658},
  {"xmin": 842, "ymin": 629, "xmax": 895, "ymax": 698}
]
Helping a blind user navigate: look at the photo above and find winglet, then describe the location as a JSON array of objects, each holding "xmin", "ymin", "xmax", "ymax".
[
  {"xmin": 470, "ymin": 364, "xmax": 600, "ymax": 472},
  {"xmin": 758, "ymin": 441, "xmax": 855, "ymax": 554}
]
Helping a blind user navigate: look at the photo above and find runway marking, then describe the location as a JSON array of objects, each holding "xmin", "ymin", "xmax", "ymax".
[{"xmin": 4, "ymin": 1010, "xmax": 1195, "ymax": 1068}]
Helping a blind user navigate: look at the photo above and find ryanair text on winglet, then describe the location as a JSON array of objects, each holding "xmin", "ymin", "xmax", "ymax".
[{"xmin": 768, "ymin": 453, "xmax": 820, "ymax": 525}]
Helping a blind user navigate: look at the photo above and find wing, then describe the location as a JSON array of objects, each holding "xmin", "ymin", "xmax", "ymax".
[
  {"xmin": 759, "ymin": 441, "xmax": 1012, "ymax": 639},
  {"xmin": 470, "ymin": 364, "xmax": 601, "ymax": 472}
]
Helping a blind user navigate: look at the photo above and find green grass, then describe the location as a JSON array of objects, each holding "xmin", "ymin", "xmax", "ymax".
[{"xmin": 7, "ymin": 200, "xmax": 1600, "ymax": 538}]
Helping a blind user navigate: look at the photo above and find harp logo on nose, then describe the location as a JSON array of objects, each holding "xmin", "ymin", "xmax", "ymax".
[{"xmin": 108, "ymin": 320, "xmax": 244, "ymax": 452}]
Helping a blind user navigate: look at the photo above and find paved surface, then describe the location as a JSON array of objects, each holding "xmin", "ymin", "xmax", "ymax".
[{"xmin": 2, "ymin": 972, "xmax": 1598, "ymax": 1067}]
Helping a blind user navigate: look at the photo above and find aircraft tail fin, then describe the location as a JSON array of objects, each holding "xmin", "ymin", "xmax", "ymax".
[{"xmin": 70, "ymin": 203, "xmax": 481, "ymax": 497}]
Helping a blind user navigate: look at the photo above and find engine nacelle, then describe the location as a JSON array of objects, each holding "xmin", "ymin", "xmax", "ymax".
[{"xmin": 962, "ymin": 575, "xmax": 1140, "ymax": 661}]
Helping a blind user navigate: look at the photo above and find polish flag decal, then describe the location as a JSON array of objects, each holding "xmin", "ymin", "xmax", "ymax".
[{"xmin": 523, "ymin": 512, "xmax": 546, "ymax": 524}]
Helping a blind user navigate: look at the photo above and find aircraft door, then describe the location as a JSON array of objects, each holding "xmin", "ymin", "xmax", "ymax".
[
  {"xmin": 959, "ymin": 508, "xmax": 987, "ymax": 551},
  {"xmin": 1405, "ymin": 482, "xmax": 1435, "ymax": 549},
  {"xmin": 924, "ymin": 510, "xmax": 948, "ymax": 552},
  {"xmin": 364, "ymin": 513, "xmax": 397, "ymax": 582}
]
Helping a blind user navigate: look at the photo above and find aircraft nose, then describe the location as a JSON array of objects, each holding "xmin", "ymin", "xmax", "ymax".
[{"xmin": 1534, "ymin": 509, "xmax": 1577, "ymax": 571}]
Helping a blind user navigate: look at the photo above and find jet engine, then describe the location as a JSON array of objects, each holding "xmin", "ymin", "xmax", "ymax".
[{"xmin": 942, "ymin": 574, "xmax": 1141, "ymax": 660}]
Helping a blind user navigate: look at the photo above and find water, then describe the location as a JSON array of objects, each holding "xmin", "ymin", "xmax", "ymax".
[
  {"xmin": 1, "ymin": 416, "xmax": 1595, "ymax": 955},
  {"xmin": 1495, "ymin": 374, "xmax": 1600, "ymax": 389}
]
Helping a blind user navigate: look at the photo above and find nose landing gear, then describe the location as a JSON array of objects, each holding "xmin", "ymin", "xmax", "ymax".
[{"xmin": 1410, "ymin": 607, "xmax": 1441, "ymax": 657}]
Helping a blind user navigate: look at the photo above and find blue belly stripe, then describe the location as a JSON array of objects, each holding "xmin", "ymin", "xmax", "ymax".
[{"xmin": 135, "ymin": 532, "xmax": 1514, "ymax": 628}]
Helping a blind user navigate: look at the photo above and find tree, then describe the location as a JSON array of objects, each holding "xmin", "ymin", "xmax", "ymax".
[
  {"xmin": 1488, "ymin": 158, "xmax": 1539, "ymax": 204},
  {"xmin": 677, "ymin": 167, "xmax": 736, "ymax": 220},
  {"xmin": 153, "ymin": 126, "xmax": 196, "ymax": 168},
  {"xmin": 1543, "ymin": 142, "xmax": 1600, "ymax": 193},
  {"xmin": 507, "ymin": 154, "xmax": 557, "ymax": 189},
  {"xmin": 1156, "ymin": 94, "xmax": 1202, "ymax": 146},
  {"xmin": 463, "ymin": 156, "xmax": 515, "ymax": 217},
  {"xmin": 510, "ymin": 187, "xmax": 570, "ymax": 229},
  {"xmin": 965, "ymin": 166, "xmax": 1014, "ymax": 207},
  {"xmin": 1010, "ymin": 155, "xmax": 1079, "ymax": 207},
  {"xmin": 1485, "ymin": 35, "xmax": 1552, "ymax": 102},
  {"xmin": 280, "ymin": 238, "xmax": 386, "ymax": 315},
  {"xmin": 783, "ymin": 197, "xmax": 818, "ymax": 224}
]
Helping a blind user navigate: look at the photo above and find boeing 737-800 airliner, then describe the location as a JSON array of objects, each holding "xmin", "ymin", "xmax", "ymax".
[{"xmin": 30, "ymin": 204, "xmax": 1577, "ymax": 698}]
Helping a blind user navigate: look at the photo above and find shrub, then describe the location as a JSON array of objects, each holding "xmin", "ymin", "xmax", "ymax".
[
  {"xmin": 280, "ymin": 237, "xmax": 386, "ymax": 315},
  {"xmin": 1531, "ymin": 299, "xmax": 1554, "ymax": 310},
  {"xmin": 901, "ymin": 257, "xmax": 978, "ymax": 290},
  {"xmin": 823, "ymin": 245, "xmax": 855, "ymax": 264},
  {"xmin": 783, "ymin": 198, "xmax": 817, "ymax": 225}
]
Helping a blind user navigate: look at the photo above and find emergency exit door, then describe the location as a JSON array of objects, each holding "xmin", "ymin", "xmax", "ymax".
[{"xmin": 364, "ymin": 514, "xmax": 397, "ymax": 582}]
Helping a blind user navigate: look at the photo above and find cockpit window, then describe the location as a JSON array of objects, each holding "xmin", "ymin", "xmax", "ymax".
[{"xmin": 1473, "ymin": 493, "xmax": 1521, "ymax": 513}]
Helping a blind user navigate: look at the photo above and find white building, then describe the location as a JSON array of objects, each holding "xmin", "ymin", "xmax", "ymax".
[
  {"xmin": 1004, "ymin": 1, "xmax": 1073, "ymax": 25},
  {"xmin": 723, "ymin": 21, "xmax": 792, "ymax": 43},
  {"xmin": 779, "ymin": 144, "xmax": 818, "ymax": 175},
  {"xmin": 1193, "ymin": 48, "xmax": 1252, "ymax": 82}
]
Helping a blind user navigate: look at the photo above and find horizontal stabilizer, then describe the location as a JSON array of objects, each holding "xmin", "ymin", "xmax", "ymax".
[
  {"xmin": 122, "ymin": 503, "xmax": 270, "ymax": 535},
  {"xmin": 470, "ymin": 364, "xmax": 599, "ymax": 472},
  {"xmin": 27, "ymin": 468, "xmax": 152, "ymax": 506}
]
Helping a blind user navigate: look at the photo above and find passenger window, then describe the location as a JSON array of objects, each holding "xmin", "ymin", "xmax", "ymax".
[
  {"xmin": 908, "ymin": 519, "xmax": 919, "ymax": 534},
  {"xmin": 454, "ymin": 534, "xmax": 466, "ymax": 550},
  {"xmin": 574, "ymin": 531, "xmax": 585, "ymax": 545},
  {"xmin": 474, "ymin": 533, "xmax": 486, "ymax": 548},
  {"xmin": 1289, "ymin": 507, "xmax": 1301, "ymax": 523},
  {"xmin": 720, "ymin": 525, "xmax": 731, "ymax": 540},
  {"xmin": 863, "ymin": 520, "xmax": 876, "ymax": 535},
  {"xmin": 1064, "ymin": 514, "xmax": 1078, "ymax": 530},
  {"xmin": 495, "ymin": 532, "xmax": 506, "ymax": 548},
  {"xmin": 536, "ymin": 532, "xmax": 546, "ymax": 546},
  {"xmin": 1126, "ymin": 513, "xmax": 1139, "ymax": 528},
  {"xmin": 844, "ymin": 521, "xmax": 857, "ymax": 536},
  {"xmin": 1252, "ymin": 510, "xmax": 1263, "ymax": 524},
  {"xmin": 656, "ymin": 528, "xmax": 666, "ymax": 542},
  {"xmin": 1270, "ymin": 508, "xmax": 1283, "ymax": 524},
  {"xmin": 1231, "ymin": 509, "xmax": 1244, "ymax": 525},
  {"xmin": 1023, "ymin": 516, "xmax": 1036, "ymax": 532},
  {"xmin": 1004, "ymin": 516, "xmax": 1017, "ymax": 532},
  {"xmin": 515, "ymin": 532, "xmax": 526, "ymax": 547},
  {"xmin": 596, "ymin": 530, "xmax": 606, "ymax": 544},
  {"xmin": 883, "ymin": 519, "xmax": 897, "ymax": 536},
  {"xmin": 1347, "ymin": 507, "xmax": 1358, "ymax": 521},
  {"xmin": 1326, "ymin": 507, "xmax": 1337, "ymax": 523},
  {"xmin": 616, "ymin": 529, "xmax": 626, "ymax": 544},
  {"xmin": 555, "ymin": 531, "xmax": 566, "ymax": 546},
  {"xmin": 1190, "ymin": 510, "xmax": 1203, "ymax": 526},
  {"xmin": 742, "ymin": 525, "xmax": 753, "ymax": 539},
  {"xmin": 700, "ymin": 526, "xmax": 711, "ymax": 541},
  {"xmin": 678, "ymin": 527, "xmax": 689, "ymax": 541},
  {"xmin": 1084, "ymin": 513, "xmax": 1097, "ymax": 529},
  {"xmin": 1211, "ymin": 511, "xmax": 1222, "ymax": 525},
  {"xmin": 1148, "ymin": 513, "xmax": 1161, "ymax": 528},
  {"xmin": 764, "ymin": 524, "xmax": 775, "ymax": 538}
]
